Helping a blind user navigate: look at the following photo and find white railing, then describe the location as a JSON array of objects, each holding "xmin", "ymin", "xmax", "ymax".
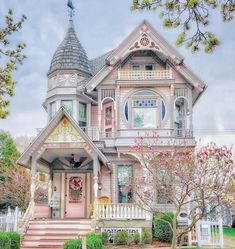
[
  {"xmin": 0, "ymin": 207, "xmax": 23, "ymax": 232},
  {"xmin": 97, "ymin": 203, "xmax": 150, "ymax": 220},
  {"xmin": 18, "ymin": 201, "xmax": 33, "ymax": 234},
  {"xmin": 118, "ymin": 69, "xmax": 172, "ymax": 80}
]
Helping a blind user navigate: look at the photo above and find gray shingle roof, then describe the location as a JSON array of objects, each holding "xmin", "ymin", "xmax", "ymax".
[
  {"xmin": 48, "ymin": 20, "xmax": 91, "ymax": 75},
  {"xmin": 89, "ymin": 50, "xmax": 113, "ymax": 75}
]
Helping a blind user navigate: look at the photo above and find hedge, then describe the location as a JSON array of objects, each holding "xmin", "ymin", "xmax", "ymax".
[
  {"xmin": 63, "ymin": 233, "xmax": 102, "ymax": 249},
  {"xmin": 4, "ymin": 232, "xmax": 20, "ymax": 249},
  {"xmin": 0, "ymin": 233, "xmax": 11, "ymax": 249},
  {"xmin": 87, "ymin": 233, "xmax": 102, "ymax": 249},
  {"xmin": 153, "ymin": 211, "xmax": 174, "ymax": 243},
  {"xmin": 114, "ymin": 230, "xmax": 129, "ymax": 245},
  {"xmin": 63, "ymin": 239, "xmax": 82, "ymax": 249}
]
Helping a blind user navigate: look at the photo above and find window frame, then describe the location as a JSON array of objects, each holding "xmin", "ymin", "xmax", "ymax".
[{"xmin": 49, "ymin": 101, "xmax": 56, "ymax": 120}]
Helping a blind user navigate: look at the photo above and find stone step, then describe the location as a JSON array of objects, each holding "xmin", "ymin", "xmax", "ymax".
[
  {"xmin": 29, "ymin": 219, "xmax": 91, "ymax": 224},
  {"xmin": 26, "ymin": 229, "xmax": 90, "ymax": 236},
  {"xmin": 22, "ymin": 240, "xmax": 65, "ymax": 247},
  {"xmin": 23, "ymin": 234, "xmax": 79, "ymax": 241},
  {"xmin": 29, "ymin": 223, "xmax": 91, "ymax": 229}
]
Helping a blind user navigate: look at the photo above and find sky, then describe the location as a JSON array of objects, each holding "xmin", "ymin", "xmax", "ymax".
[{"xmin": 0, "ymin": 0, "xmax": 235, "ymax": 150}]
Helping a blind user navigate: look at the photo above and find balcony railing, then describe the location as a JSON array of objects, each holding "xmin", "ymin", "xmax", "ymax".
[{"xmin": 118, "ymin": 69, "xmax": 172, "ymax": 80}]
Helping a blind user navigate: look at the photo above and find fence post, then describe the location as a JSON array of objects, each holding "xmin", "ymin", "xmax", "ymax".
[
  {"xmin": 14, "ymin": 207, "xmax": 19, "ymax": 232},
  {"xmin": 6, "ymin": 206, "xmax": 11, "ymax": 232},
  {"xmin": 219, "ymin": 216, "xmax": 224, "ymax": 248}
]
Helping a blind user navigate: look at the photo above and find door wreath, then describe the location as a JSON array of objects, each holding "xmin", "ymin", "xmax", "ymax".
[{"xmin": 69, "ymin": 176, "xmax": 83, "ymax": 203}]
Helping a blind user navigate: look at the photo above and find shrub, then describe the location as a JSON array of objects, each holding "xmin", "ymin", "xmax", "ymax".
[
  {"xmin": 0, "ymin": 233, "xmax": 11, "ymax": 249},
  {"xmin": 142, "ymin": 228, "xmax": 152, "ymax": 244},
  {"xmin": 133, "ymin": 231, "xmax": 140, "ymax": 245},
  {"xmin": 86, "ymin": 233, "xmax": 102, "ymax": 249},
  {"xmin": 101, "ymin": 231, "xmax": 108, "ymax": 245},
  {"xmin": 63, "ymin": 239, "xmax": 82, "ymax": 249},
  {"xmin": 4, "ymin": 232, "xmax": 20, "ymax": 249},
  {"xmin": 114, "ymin": 230, "xmax": 129, "ymax": 245},
  {"xmin": 153, "ymin": 211, "xmax": 174, "ymax": 243}
]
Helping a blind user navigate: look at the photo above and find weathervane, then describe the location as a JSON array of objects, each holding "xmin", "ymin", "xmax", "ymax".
[{"xmin": 67, "ymin": 0, "xmax": 75, "ymax": 20}]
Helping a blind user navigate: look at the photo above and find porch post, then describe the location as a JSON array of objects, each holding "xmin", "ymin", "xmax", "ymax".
[
  {"xmin": 48, "ymin": 171, "xmax": 53, "ymax": 204},
  {"xmin": 93, "ymin": 156, "xmax": 99, "ymax": 219},
  {"xmin": 30, "ymin": 154, "xmax": 37, "ymax": 219}
]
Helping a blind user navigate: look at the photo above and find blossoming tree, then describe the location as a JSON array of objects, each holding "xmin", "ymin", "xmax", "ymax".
[{"xmin": 130, "ymin": 135, "xmax": 234, "ymax": 249}]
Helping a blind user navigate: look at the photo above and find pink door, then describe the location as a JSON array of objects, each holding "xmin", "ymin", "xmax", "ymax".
[{"xmin": 65, "ymin": 173, "xmax": 86, "ymax": 218}]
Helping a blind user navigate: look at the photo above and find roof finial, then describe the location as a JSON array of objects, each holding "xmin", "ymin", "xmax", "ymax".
[{"xmin": 67, "ymin": 0, "xmax": 75, "ymax": 20}]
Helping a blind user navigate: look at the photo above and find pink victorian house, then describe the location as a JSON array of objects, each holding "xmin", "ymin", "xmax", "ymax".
[{"xmin": 17, "ymin": 16, "xmax": 206, "ymax": 248}]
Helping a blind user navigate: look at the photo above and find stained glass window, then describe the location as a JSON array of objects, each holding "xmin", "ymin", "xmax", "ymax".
[
  {"xmin": 124, "ymin": 102, "xmax": 129, "ymax": 121},
  {"xmin": 61, "ymin": 100, "xmax": 73, "ymax": 116},
  {"xmin": 133, "ymin": 99, "xmax": 157, "ymax": 108},
  {"xmin": 79, "ymin": 102, "xmax": 87, "ymax": 127},
  {"xmin": 162, "ymin": 101, "xmax": 166, "ymax": 120},
  {"xmin": 118, "ymin": 166, "xmax": 133, "ymax": 203}
]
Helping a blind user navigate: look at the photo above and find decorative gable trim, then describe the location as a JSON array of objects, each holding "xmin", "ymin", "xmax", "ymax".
[
  {"xmin": 45, "ymin": 117, "xmax": 85, "ymax": 143},
  {"xmin": 17, "ymin": 108, "xmax": 110, "ymax": 169}
]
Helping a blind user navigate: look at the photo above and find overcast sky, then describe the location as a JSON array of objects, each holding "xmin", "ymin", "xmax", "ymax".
[{"xmin": 1, "ymin": 0, "xmax": 235, "ymax": 149}]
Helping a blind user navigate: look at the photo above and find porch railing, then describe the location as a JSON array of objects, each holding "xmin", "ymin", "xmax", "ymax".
[
  {"xmin": 118, "ymin": 69, "xmax": 172, "ymax": 80},
  {"xmin": 97, "ymin": 203, "xmax": 150, "ymax": 220}
]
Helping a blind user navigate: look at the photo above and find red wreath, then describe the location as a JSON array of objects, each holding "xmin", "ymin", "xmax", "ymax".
[{"xmin": 69, "ymin": 177, "xmax": 82, "ymax": 191}]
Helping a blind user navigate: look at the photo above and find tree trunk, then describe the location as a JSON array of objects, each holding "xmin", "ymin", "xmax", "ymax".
[{"xmin": 171, "ymin": 209, "xmax": 179, "ymax": 249}]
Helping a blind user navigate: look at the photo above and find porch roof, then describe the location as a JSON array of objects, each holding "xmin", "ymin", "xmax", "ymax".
[{"xmin": 17, "ymin": 108, "xmax": 111, "ymax": 170}]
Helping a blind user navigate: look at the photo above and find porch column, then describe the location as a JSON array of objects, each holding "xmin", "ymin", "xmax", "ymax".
[
  {"xmin": 48, "ymin": 171, "xmax": 53, "ymax": 204},
  {"xmin": 30, "ymin": 154, "xmax": 38, "ymax": 218},
  {"xmin": 93, "ymin": 156, "xmax": 99, "ymax": 219}
]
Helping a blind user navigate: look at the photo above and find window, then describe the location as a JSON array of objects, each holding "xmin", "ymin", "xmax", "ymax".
[
  {"xmin": 118, "ymin": 166, "xmax": 133, "ymax": 203},
  {"xmin": 105, "ymin": 106, "xmax": 112, "ymax": 126},
  {"xmin": 61, "ymin": 100, "xmax": 73, "ymax": 116},
  {"xmin": 174, "ymin": 105, "xmax": 180, "ymax": 136},
  {"xmin": 79, "ymin": 102, "xmax": 87, "ymax": 127},
  {"xmin": 49, "ymin": 102, "xmax": 56, "ymax": 120},
  {"xmin": 145, "ymin": 64, "xmax": 153, "ymax": 71},
  {"xmin": 132, "ymin": 64, "xmax": 140, "ymax": 71},
  {"xmin": 124, "ymin": 91, "xmax": 166, "ymax": 128}
]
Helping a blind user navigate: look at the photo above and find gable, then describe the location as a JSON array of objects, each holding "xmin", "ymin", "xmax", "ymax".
[{"xmin": 45, "ymin": 117, "xmax": 85, "ymax": 143}]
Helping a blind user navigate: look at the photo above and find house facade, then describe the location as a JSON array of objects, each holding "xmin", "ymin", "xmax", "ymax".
[{"xmin": 17, "ymin": 14, "xmax": 206, "ymax": 245}]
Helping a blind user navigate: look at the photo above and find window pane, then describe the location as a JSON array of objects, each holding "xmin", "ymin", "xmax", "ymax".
[
  {"xmin": 118, "ymin": 166, "xmax": 133, "ymax": 203},
  {"xmin": 79, "ymin": 103, "xmax": 87, "ymax": 126},
  {"xmin": 62, "ymin": 100, "xmax": 73, "ymax": 116},
  {"xmin": 132, "ymin": 64, "xmax": 140, "ymax": 71},
  {"xmin": 145, "ymin": 64, "xmax": 153, "ymax": 71},
  {"xmin": 105, "ymin": 106, "xmax": 112, "ymax": 125},
  {"xmin": 133, "ymin": 108, "xmax": 157, "ymax": 128},
  {"xmin": 124, "ymin": 102, "xmax": 129, "ymax": 121},
  {"xmin": 162, "ymin": 101, "xmax": 166, "ymax": 120},
  {"xmin": 49, "ymin": 102, "xmax": 56, "ymax": 120}
]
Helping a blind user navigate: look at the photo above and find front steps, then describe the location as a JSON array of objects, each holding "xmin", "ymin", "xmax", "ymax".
[{"xmin": 21, "ymin": 219, "xmax": 92, "ymax": 249}]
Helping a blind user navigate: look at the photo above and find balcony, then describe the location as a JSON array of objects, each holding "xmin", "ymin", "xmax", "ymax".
[{"xmin": 117, "ymin": 69, "xmax": 172, "ymax": 81}]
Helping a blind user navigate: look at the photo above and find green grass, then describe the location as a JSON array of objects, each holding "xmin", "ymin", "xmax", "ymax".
[{"xmin": 224, "ymin": 228, "xmax": 235, "ymax": 237}]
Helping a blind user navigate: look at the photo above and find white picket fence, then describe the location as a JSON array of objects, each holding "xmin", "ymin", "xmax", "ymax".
[
  {"xmin": 188, "ymin": 218, "xmax": 224, "ymax": 248},
  {"xmin": 0, "ymin": 207, "xmax": 23, "ymax": 232}
]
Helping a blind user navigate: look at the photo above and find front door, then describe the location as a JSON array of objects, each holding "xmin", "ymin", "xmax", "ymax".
[{"xmin": 65, "ymin": 173, "xmax": 86, "ymax": 218}]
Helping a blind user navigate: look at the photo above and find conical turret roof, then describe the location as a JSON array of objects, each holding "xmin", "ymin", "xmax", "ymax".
[{"xmin": 48, "ymin": 20, "xmax": 91, "ymax": 75}]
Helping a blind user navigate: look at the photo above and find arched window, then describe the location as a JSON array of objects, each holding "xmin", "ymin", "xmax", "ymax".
[{"xmin": 124, "ymin": 90, "xmax": 166, "ymax": 128}]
